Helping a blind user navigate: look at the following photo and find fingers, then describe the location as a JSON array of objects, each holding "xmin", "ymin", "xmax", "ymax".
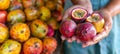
[{"xmin": 61, "ymin": 35, "xmax": 77, "ymax": 43}]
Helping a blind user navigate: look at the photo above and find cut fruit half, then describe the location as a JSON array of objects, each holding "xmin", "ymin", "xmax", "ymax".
[{"xmin": 71, "ymin": 8, "xmax": 88, "ymax": 21}]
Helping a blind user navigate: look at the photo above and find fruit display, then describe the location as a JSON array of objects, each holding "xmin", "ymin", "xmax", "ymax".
[
  {"xmin": 59, "ymin": 7, "xmax": 105, "ymax": 43},
  {"xmin": 0, "ymin": 0, "xmax": 64, "ymax": 54}
]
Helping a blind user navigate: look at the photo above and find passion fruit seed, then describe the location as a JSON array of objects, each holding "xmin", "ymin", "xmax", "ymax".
[{"xmin": 72, "ymin": 8, "xmax": 87, "ymax": 19}]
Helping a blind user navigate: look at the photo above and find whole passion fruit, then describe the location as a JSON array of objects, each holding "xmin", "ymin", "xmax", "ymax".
[
  {"xmin": 43, "ymin": 37, "xmax": 57, "ymax": 54},
  {"xmin": 59, "ymin": 19, "xmax": 77, "ymax": 38},
  {"xmin": 76, "ymin": 22, "xmax": 96, "ymax": 43},
  {"xmin": 23, "ymin": 37, "xmax": 43, "ymax": 54},
  {"xmin": 71, "ymin": 7, "xmax": 88, "ymax": 23}
]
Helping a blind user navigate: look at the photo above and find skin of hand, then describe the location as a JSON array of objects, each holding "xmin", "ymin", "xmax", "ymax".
[
  {"xmin": 61, "ymin": 0, "xmax": 93, "ymax": 43},
  {"xmin": 83, "ymin": 0, "xmax": 120, "ymax": 47}
]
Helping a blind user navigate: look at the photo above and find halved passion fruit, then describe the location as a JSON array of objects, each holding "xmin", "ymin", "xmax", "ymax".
[
  {"xmin": 86, "ymin": 12, "xmax": 105, "ymax": 33},
  {"xmin": 71, "ymin": 8, "xmax": 88, "ymax": 22}
]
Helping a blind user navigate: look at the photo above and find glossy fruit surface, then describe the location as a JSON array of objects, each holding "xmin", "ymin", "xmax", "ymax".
[
  {"xmin": 0, "ymin": 23, "xmax": 9, "ymax": 43},
  {"xmin": 76, "ymin": 22, "xmax": 96, "ymax": 42},
  {"xmin": 59, "ymin": 19, "xmax": 77, "ymax": 38},
  {"xmin": 0, "ymin": 39, "xmax": 21, "ymax": 54},
  {"xmin": 39, "ymin": 6, "xmax": 51, "ymax": 21},
  {"xmin": 22, "ymin": 0, "xmax": 36, "ymax": 8},
  {"xmin": 24, "ymin": 7, "xmax": 39, "ymax": 21},
  {"xmin": 8, "ymin": 0, "xmax": 23, "ymax": 11},
  {"xmin": 30, "ymin": 20, "xmax": 48, "ymax": 38},
  {"xmin": 23, "ymin": 37, "xmax": 43, "ymax": 54},
  {"xmin": 43, "ymin": 37, "xmax": 57, "ymax": 54},
  {"xmin": 7, "ymin": 9, "xmax": 25, "ymax": 25},
  {"xmin": 0, "ymin": 10, "xmax": 7, "ymax": 23},
  {"xmin": 10, "ymin": 23, "xmax": 30, "ymax": 42},
  {"xmin": 0, "ymin": 0, "xmax": 10, "ymax": 10}
]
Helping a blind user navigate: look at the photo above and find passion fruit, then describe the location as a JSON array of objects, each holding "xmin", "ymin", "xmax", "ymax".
[
  {"xmin": 86, "ymin": 12, "xmax": 105, "ymax": 33},
  {"xmin": 0, "ymin": 23, "xmax": 9, "ymax": 43},
  {"xmin": 23, "ymin": 37, "xmax": 43, "ymax": 54},
  {"xmin": 10, "ymin": 23, "xmax": 30, "ymax": 42},
  {"xmin": 59, "ymin": 19, "xmax": 77, "ymax": 38},
  {"xmin": 0, "ymin": 39, "xmax": 21, "ymax": 54},
  {"xmin": 43, "ymin": 37, "xmax": 57, "ymax": 54},
  {"xmin": 76, "ymin": 22, "xmax": 96, "ymax": 43},
  {"xmin": 30, "ymin": 20, "xmax": 48, "ymax": 38},
  {"xmin": 71, "ymin": 7, "xmax": 88, "ymax": 22}
]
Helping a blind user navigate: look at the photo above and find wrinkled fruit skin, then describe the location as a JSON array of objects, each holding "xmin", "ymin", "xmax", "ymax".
[
  {"xmin": 22, "ymin": 0, "xmax": 36, "ymax": 8},
  {"xmin": 59, "ymin": 19, "xmax": 77, "ymax": 38},
  {"xmin": 47, "ymin": 25, "xmax": 54, "ymax": 37},
  {"xmin": 71, "ymin": 7, "xmax": 88, "ymax": 23},
  {"xmin": 30, "ymin": 20, "xmax": 48, "ymax": 38},
  {"xmin": 0, "ymin": 10, "xmax": 7, "ymax": 23},
  {"xmin": 10, "ymin": 23, "xmax": 30, "ymax": 42},
  {"xmin": 7, "ymin": 9, "xmax": 25, "ymax": 25},
  {"xmin": 39, "ymin": 6, "xmax": 51, "ymax": 21},
  {"xmin": 0, "ymin": 0, "xmax": 10, "ymax": 10},
  {"xmin": 8, "ymin": 0, "xmax": 23, "ymax": 11},
  {"xmin": 0, "ymin": 39, "xmax": 21, "ymax": 54},
  {"xmin": 23, "ymin": 37, "xmax": 43, "ymax": 54},
  {"xmin": 43, "ymin": 37, "xmax": 57, "ymax": 54},
  {"xmin": 24, "ymin": 7, "xmax": 39, "ymax": 21},
  {"xmin": 76, "ymin": 22, "xmax": 96, "ymax": 42},
  {"xmin": 0, "ymin": 23, "xmax": 9, "ymax": 43}
]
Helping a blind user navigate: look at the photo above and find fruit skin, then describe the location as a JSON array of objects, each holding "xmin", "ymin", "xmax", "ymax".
[
  {"xmin": 0, "ymin": 0, "xmax": 10, "ymax": 10},
  {"xmin": 43, "ymin": 37, "xmax": 57, "ymax": 54},
  {"xmin": 7, "ymin": 9, "xmax": 25, "ymax": 25},
  {"xmin": 47, "ymin": 18, "xmax": 59, "ymax": 30},
  {"xmin": 0, "ymin": 39, "xmax": 21, "ymax": 54},
  {"xmin": 59, "ymin": 19, "xmax": 77, "ymax": 38},
  {"xmin": 10, "ymin": 23, "xmax": 30, "ymax": 42},
  {"xmin": 8, "ymin": 0, "xmax": 23, "ymax": 11},
  {"xmin": 76, "ymin": 22, "xmax": 96, "ymax": 42},
  {"xmin": 86, "ymin": 12, "xmax": 105, "ymax": 33},
  {"xmin": 52, "ymin": 10, "xmax": 62, "ymax": 21},
  {"xmin": 30, "ymin": 20, "xmax": 48, "ymax": 38},
  {"xmin": 24, "ymin": 7, "xmax": 39, "ymax": 21},
  {"xmin": 22, "ymin": 0, "xmax": 36, "ymax": 8},
  {"xmin": 47, "ymin": 25, "xmax": 54, "ymax": 37},
  {"xmin": 45, "ymin": 1, "xmax": 56, "ymax": 10},
  {"xmin": 39, "ymin": 6, "xmax": 51, "ymax": 21},
  {"xmin": 36, "ymin": 0, "xmax": 44, "ymax": 8},
  {"xmin": 23, "ymin": 37, "xmax": 43, "ymax": 54},
  {"xmin": 0, "ymin": 23, "xmax": 9, "ymax": 43},
  {"xmin": 0, "ymin": 10, "xmax": 7, "ymax": 23},
  {"xmin": 71, "ymin": 7, "xmax": 88, "ymax": 23}
]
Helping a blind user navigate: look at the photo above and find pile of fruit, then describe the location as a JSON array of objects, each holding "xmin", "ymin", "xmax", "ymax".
[
  {"xmin": 59, "ymin": 7, "xmax": 105, "ymax": 43},
  {"xmin": 0, "ymin": 0, "xmax": 64, "ymax": 54}
]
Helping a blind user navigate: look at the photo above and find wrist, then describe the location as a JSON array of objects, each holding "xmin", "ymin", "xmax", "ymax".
[{"xmin": 99, "ymin": 9, "xmax": 112, "ymax": 18}]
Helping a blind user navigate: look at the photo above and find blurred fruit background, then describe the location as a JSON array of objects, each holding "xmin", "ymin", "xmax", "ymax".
[{"xmin": 0, "ymin": 0, "xmax": 65, "ymax": 54}]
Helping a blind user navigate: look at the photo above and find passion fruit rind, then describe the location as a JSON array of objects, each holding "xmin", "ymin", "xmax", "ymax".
[{"xmin": 71, "ymin": 7, "xmax": 89, "ymax": 23}]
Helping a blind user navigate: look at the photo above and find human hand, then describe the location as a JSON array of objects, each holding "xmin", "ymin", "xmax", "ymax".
[{"xmin": 82, "ymin": 9, "xmax": 113, "ymax": 48}]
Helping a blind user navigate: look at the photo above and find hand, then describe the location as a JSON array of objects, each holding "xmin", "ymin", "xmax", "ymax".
[
  {"xmin": 61, "ymin": 4, "xmax": 93, "ymax": 43},
  {"xmin": 82, "ymin": 9, "xmax": 113, "ymax": 48}
]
